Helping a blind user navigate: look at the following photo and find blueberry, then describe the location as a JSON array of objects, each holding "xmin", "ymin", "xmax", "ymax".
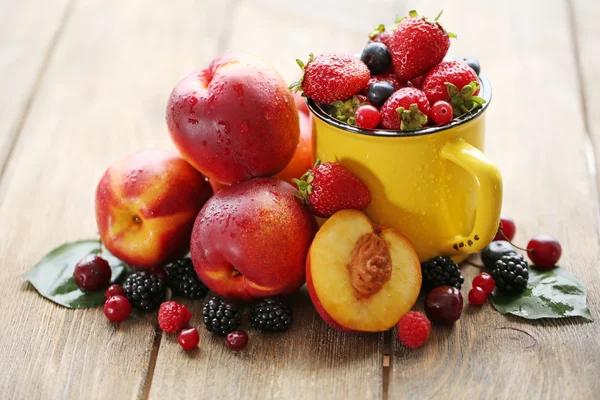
[
  {"xmin": 455, "ymin": 56, "xmax": 481, "ymax": 75},
  {"xmin": 481, "ymin": 241, "xmax": 517, "ymax": 269},
  {"xmin": 367, "ymin": 81, "xmax": 395, "ymax": 108},
  {"xmin": 360, "ymin": 43, "xmax": 392, "ymax": 75}
]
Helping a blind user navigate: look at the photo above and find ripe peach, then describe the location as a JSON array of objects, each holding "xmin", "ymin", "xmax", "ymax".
[
  {"xmin": 191, "ymin": 177, "xmax": 317, "ymax": 301},
  {"xmin": 275, "ymin": 111, "xmax": 313, "ymax": 184},
  {"xmin": 306, "ymin": 210, "xmax": 422, "ymax": 332},
  {"xmin": 167, "ymin": 52, "xmax": 300, "ymax": 185},
  {"xmin": 96, "ymin": 149, "xmax": 212, "ymax": 268}
]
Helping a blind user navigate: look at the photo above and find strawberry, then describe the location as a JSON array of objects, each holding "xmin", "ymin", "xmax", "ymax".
[
  {"xmin": 389, "ymin": 10, "xmax": 455, "ymax": 81},
  {"xmin": 380, "ymin": 87, "xmax": 430, "ymax": 131},
  {"xmin": 368, "ymin": 24, "xmax": 394, "ymax": 48},
  {"xmin": 363, "ymin": 73, "xmax": 405, "ymax": 93},
  {"xmin": 421, "ymin": 61, "xmax": 485, "ymax": 116},
  {"xmin": 290, "ymin": 53, "xmax": 370, "ymax": 104},
  {"xmin": 294, "ymin": 160, "xmax": 371, "ymax": 218},
  {"xmin": 328, "ymin": 95, "xmax": 371, "ymax": 125}
]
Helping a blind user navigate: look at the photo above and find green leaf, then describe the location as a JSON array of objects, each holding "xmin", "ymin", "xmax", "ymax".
[
  {"xmin": 490, "ymin": 267, "xmax": 593, "ymax": 321},
  {"xmin": 22, "ymin": 240, "xmax": 128, "ymax": 309}
]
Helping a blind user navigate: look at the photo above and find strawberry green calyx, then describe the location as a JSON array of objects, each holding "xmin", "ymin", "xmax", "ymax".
[
  {"xmin": 289, "ymin": 53, "xmax": 315, "ymax": 92},
  {"xmin": 292, "ymin": 159, "xmax": 321, "ymax": 203},
  {"xmin": 328, "ymin": 96, "xmax": 369, "ymax": 126},
  {"xmin": 369, "ymin": 24, "xmax": 386, "ymax": 39},
  {"xmin": 446, "ymin": 81, "xmax": 486, "ymax": 117},
  {"xmin": 396, "ymin": 104, "xmax": 428, "ymax": 131}
]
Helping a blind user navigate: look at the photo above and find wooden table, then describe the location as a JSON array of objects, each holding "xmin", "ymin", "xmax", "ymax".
[{"xmin": 1, "ymin": 0, "xmax": 598, "ymax": 398}]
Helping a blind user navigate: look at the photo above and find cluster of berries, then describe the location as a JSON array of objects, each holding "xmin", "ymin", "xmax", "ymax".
[{"xmin": 291, "ymin": 10, "xmax": 485, "ymax": 131}]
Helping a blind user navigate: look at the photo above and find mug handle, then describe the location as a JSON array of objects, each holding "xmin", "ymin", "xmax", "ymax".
[{"xmin": 440, "ymin": 139, "xmax": 503, "ymax": 255}]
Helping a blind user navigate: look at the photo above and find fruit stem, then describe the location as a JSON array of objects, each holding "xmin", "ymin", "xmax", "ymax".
[{"xmin": 496, "ymin": 223, "xmax": 533, "ymax": 253}]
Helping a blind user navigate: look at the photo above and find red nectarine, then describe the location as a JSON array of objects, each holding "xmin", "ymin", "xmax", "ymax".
[
  {"xmin": 191, "ymin": 177, "xmax": 317, "ymax": 301},
  {"xmin": 95, "ymin": 149, "xmax": 212, "ymax": 268},
  {"xmin": 167, "ymin": 52, "xmax": 300, "ymax": 185},
  {"xmin": 276, "ymin": 111, "xmax": 313, "ymax": 184},
  {"xmin": 307, "ymin": 210, "xmax": 422, "ymax": 332}
]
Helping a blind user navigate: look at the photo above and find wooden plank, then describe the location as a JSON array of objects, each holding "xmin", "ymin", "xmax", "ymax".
[
  {"xmin": 390, "ymin": 1, "xmax": 600, "ymax": 398},
  {"xmin": 0, "ymin": 0, "xmax": 229, "ymax": 398},
  {"xmin": 148, "ymin": 1, "xmax": 388, "ymax": 399},
  {"xmin": 0, "ymin": 0, "xmax": 72, "ymax": 174}
]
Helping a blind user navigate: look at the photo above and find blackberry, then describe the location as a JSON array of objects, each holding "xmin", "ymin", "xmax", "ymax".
[
  {"xmin": 492, "ymin": 254, "xmax": 529, "ymax": 294},
  {"xmin": 481, "ymin": 241, "xmax": 517, "ymax": 269},
  {"xmin": 421, "ymin": 256, "xmax": 464, "ymax": 290},
  {"xmin": 123, "ymin": 271, "xmax": 166, "ymax": 311},
  {"xmin": 165, "ymin": 258, "xmax": 208, "ymax": 299},
  {"xmin": 250, "ymin": 297, "xmax": 293, "ymax": 333},
  {"xmin": 202, "ymin": 297, "xmax": 241, "ymax": 336}
]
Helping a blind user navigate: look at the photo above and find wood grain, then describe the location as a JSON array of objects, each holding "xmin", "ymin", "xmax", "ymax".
[
  {"xmin": 148, "ymin": 2, "xmax": 386, "ymax": 399},
  {"xmin": 390, "ymin": 1, "xmax": 600, "ymax": 398},
  {"xmin": 0, "ymin": 0, "xmax": 72, "ymax": 174},
  {"xmin": 0, "ymin": 0, "xmax": 229, "ymax": 398}
]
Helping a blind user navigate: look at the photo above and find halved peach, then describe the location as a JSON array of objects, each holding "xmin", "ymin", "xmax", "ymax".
[{"xmin": 306, "ymin": 210, "xmax": 422, "ymax": 332}]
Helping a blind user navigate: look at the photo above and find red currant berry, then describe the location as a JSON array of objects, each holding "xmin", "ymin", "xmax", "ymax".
[
  {"xmin": 178, "ymin": 328, "xmax": 200, "ymax": 351},
  {"xmin": 430, "ymin": 101, "xmax": 453, "ymax": 125},
  {"xmin": 468, "ymin": 287, "xmax": 487, "ymax": 306},
  {"xmin": 472, "ymin": 273, "xmax": 495, "ymax": 294},
  {"xmin": 527, "ymin": 234, "xmax": 562, "ymax": 269},
  {"xmin": 355, "ymin": 105, "xmax": 381, "ymax": 129},
  {"xmin": 73, "ymin": 255, "xmax": 112, "ymax": 292},
  {"xmin": 494, "ymin": 215, "xmax": 516, "ymax": 241},
  {"xmin": 104, "ymin": 284, "xmax": 126, "ymax": 300},
  {"xmin": 225, "ymin": 330, "xmax": 248, "ymax": 351},
  {"xmin": 103, "ymin": 295, "xmax": 131, "ymax": 322}
]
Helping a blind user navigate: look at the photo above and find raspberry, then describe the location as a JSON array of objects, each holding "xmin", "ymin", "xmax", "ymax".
[
  {"xmin": 397, "ymin": 311, "xmax": 431, "ymax": 349},
  {"xmin": 158, "ymin": 301, "xmax": 192, "ymax": 333}
]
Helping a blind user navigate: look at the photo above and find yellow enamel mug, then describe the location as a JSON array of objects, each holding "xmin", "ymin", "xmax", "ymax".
[{"xmin": 307, "ymin": 75, "xmax": 502, "ymax": 262}]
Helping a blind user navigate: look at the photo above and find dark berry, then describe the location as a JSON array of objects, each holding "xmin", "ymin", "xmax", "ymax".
[
  {"xmin": 225, "ymin": 330, "xmax": 249, "ymax": 351},
  {"xmin": 468, "ymin": 287, "xmax": 487, "ymax": 306},
  {"xmin": 527, "ymin": 234, "xmax": 562, "ymax": 269},
  {"xmin": 360, "ymin": 42, "xmax": 392, "ymax": 75},
  {"xmin": 367, "ymin": 81, "xmax": 395, "ymax": 108},
  {"xmin": 494, "ymin": 215, "xmax": 516, "ymax": 241},
  {"xmin": 123, "ymin": 271, "xmax": 166, "ymax": 311},
  {"xmin": 165, "ymin": 258, "xmax": 208, "ymax": 299},
  {"xmin": 425, "ymin": 286, "xmax": 463, "ymax": 324},
  {"xmin": 472, "ymin": 273, "xmax": 495, "ymax": 294},
  {"xmin": 492, "ymin": 254, "xmax": 529, "ymax": 294},
  {"xmin": 178, "ymin": 328, "xmax": 200, "ymax": 351},
  {"xmin": 355, "ymin": 105, "xmax": 381, "ymax": 129},
  {"xmin": 481, "ymin": 241, "xmax": 517, "ymax": 269},
  {"xmin": 104, "ymin": 295, "xmax": 131, "ymax": 322},
  {"xmin": 104, "ymin": 284, "xmax": 126, "ymax": 300},
  {"xmin": 250, "ymin": 297, "xmax": 293, "ymax": 333},
  {"xmin": 73, "ymin": 254, "xmax": 112, "ymax": 292},
  {"xmin": 421, "ymin": 256, "xmax": 464, "ymax": 290},
  {"xmin": 202, "ymin": 297, "xmax": 241, "ymax": 336},
  {"xmin": 455, "ymin": 56, "xmax": 480, "ymax": 75},
  {"xmin": 430, "ymin": 101, "xmax": 453, "ymax": 125},
  {"xmin": 151, "ymin": 267, "xmax": 168, "ymax": 283}
]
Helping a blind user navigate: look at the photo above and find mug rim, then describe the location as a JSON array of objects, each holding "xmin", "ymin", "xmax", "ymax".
[{"xmin": 306, "ymin": 74, "xmax": 492, "ymax": 138}]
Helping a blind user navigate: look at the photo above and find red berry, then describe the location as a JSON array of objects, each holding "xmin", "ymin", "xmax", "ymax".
[
  {"xmin": 178, "ymin": 328, "xmax": 200, "ymax": 350},
  {"xmin": 422, "ymin": 61, "xmax": 480, "ymax": 106},
  {"xmin": 158, "ymin": 301, "xmax": 192, "ymax": 333},
  {"xmin": 104, "ymin": 284, "xmax": 126, "ymax": 300},
  {"xmin": 380, "ymin": 87, "xmax": 430, "ymax": 131},
  {"xmin": 494, "ymin": 215, "xmax": 516, "ymax": 241},
  {"xmin": 73, "ymin": 254, "xmax": 112, "ymax": 292},
  {"xmin": 527, "ymin": 234, "xmax": 562, "ymax": 268},
  {"xmin": 225, "ymin": 330, "xmax": 248, "ymax": 351},
  {"xmin": 355, "ymin": 105, "xmax": 381, "ymax": 129},
  {"xmin": 397, "ymin": 311, "xmax": 431, "ymax": 349},
  {"xmin": 472, "ymin": 273, "xmax": 495, "ymax": 294},
  {"xmin": 430, "ymin": 101, "xmax": 453, "ymax": 125},
  {"xmin": 468, "ymin": 287, "xmax": 487, "ymax": 306},
  {"xmin": 103, "ymin": 295, "xmax": 131, "ymax": 322},
  {"xmin": 425, "ymin": 286, "xmax": 463, "ymax": 324}
]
